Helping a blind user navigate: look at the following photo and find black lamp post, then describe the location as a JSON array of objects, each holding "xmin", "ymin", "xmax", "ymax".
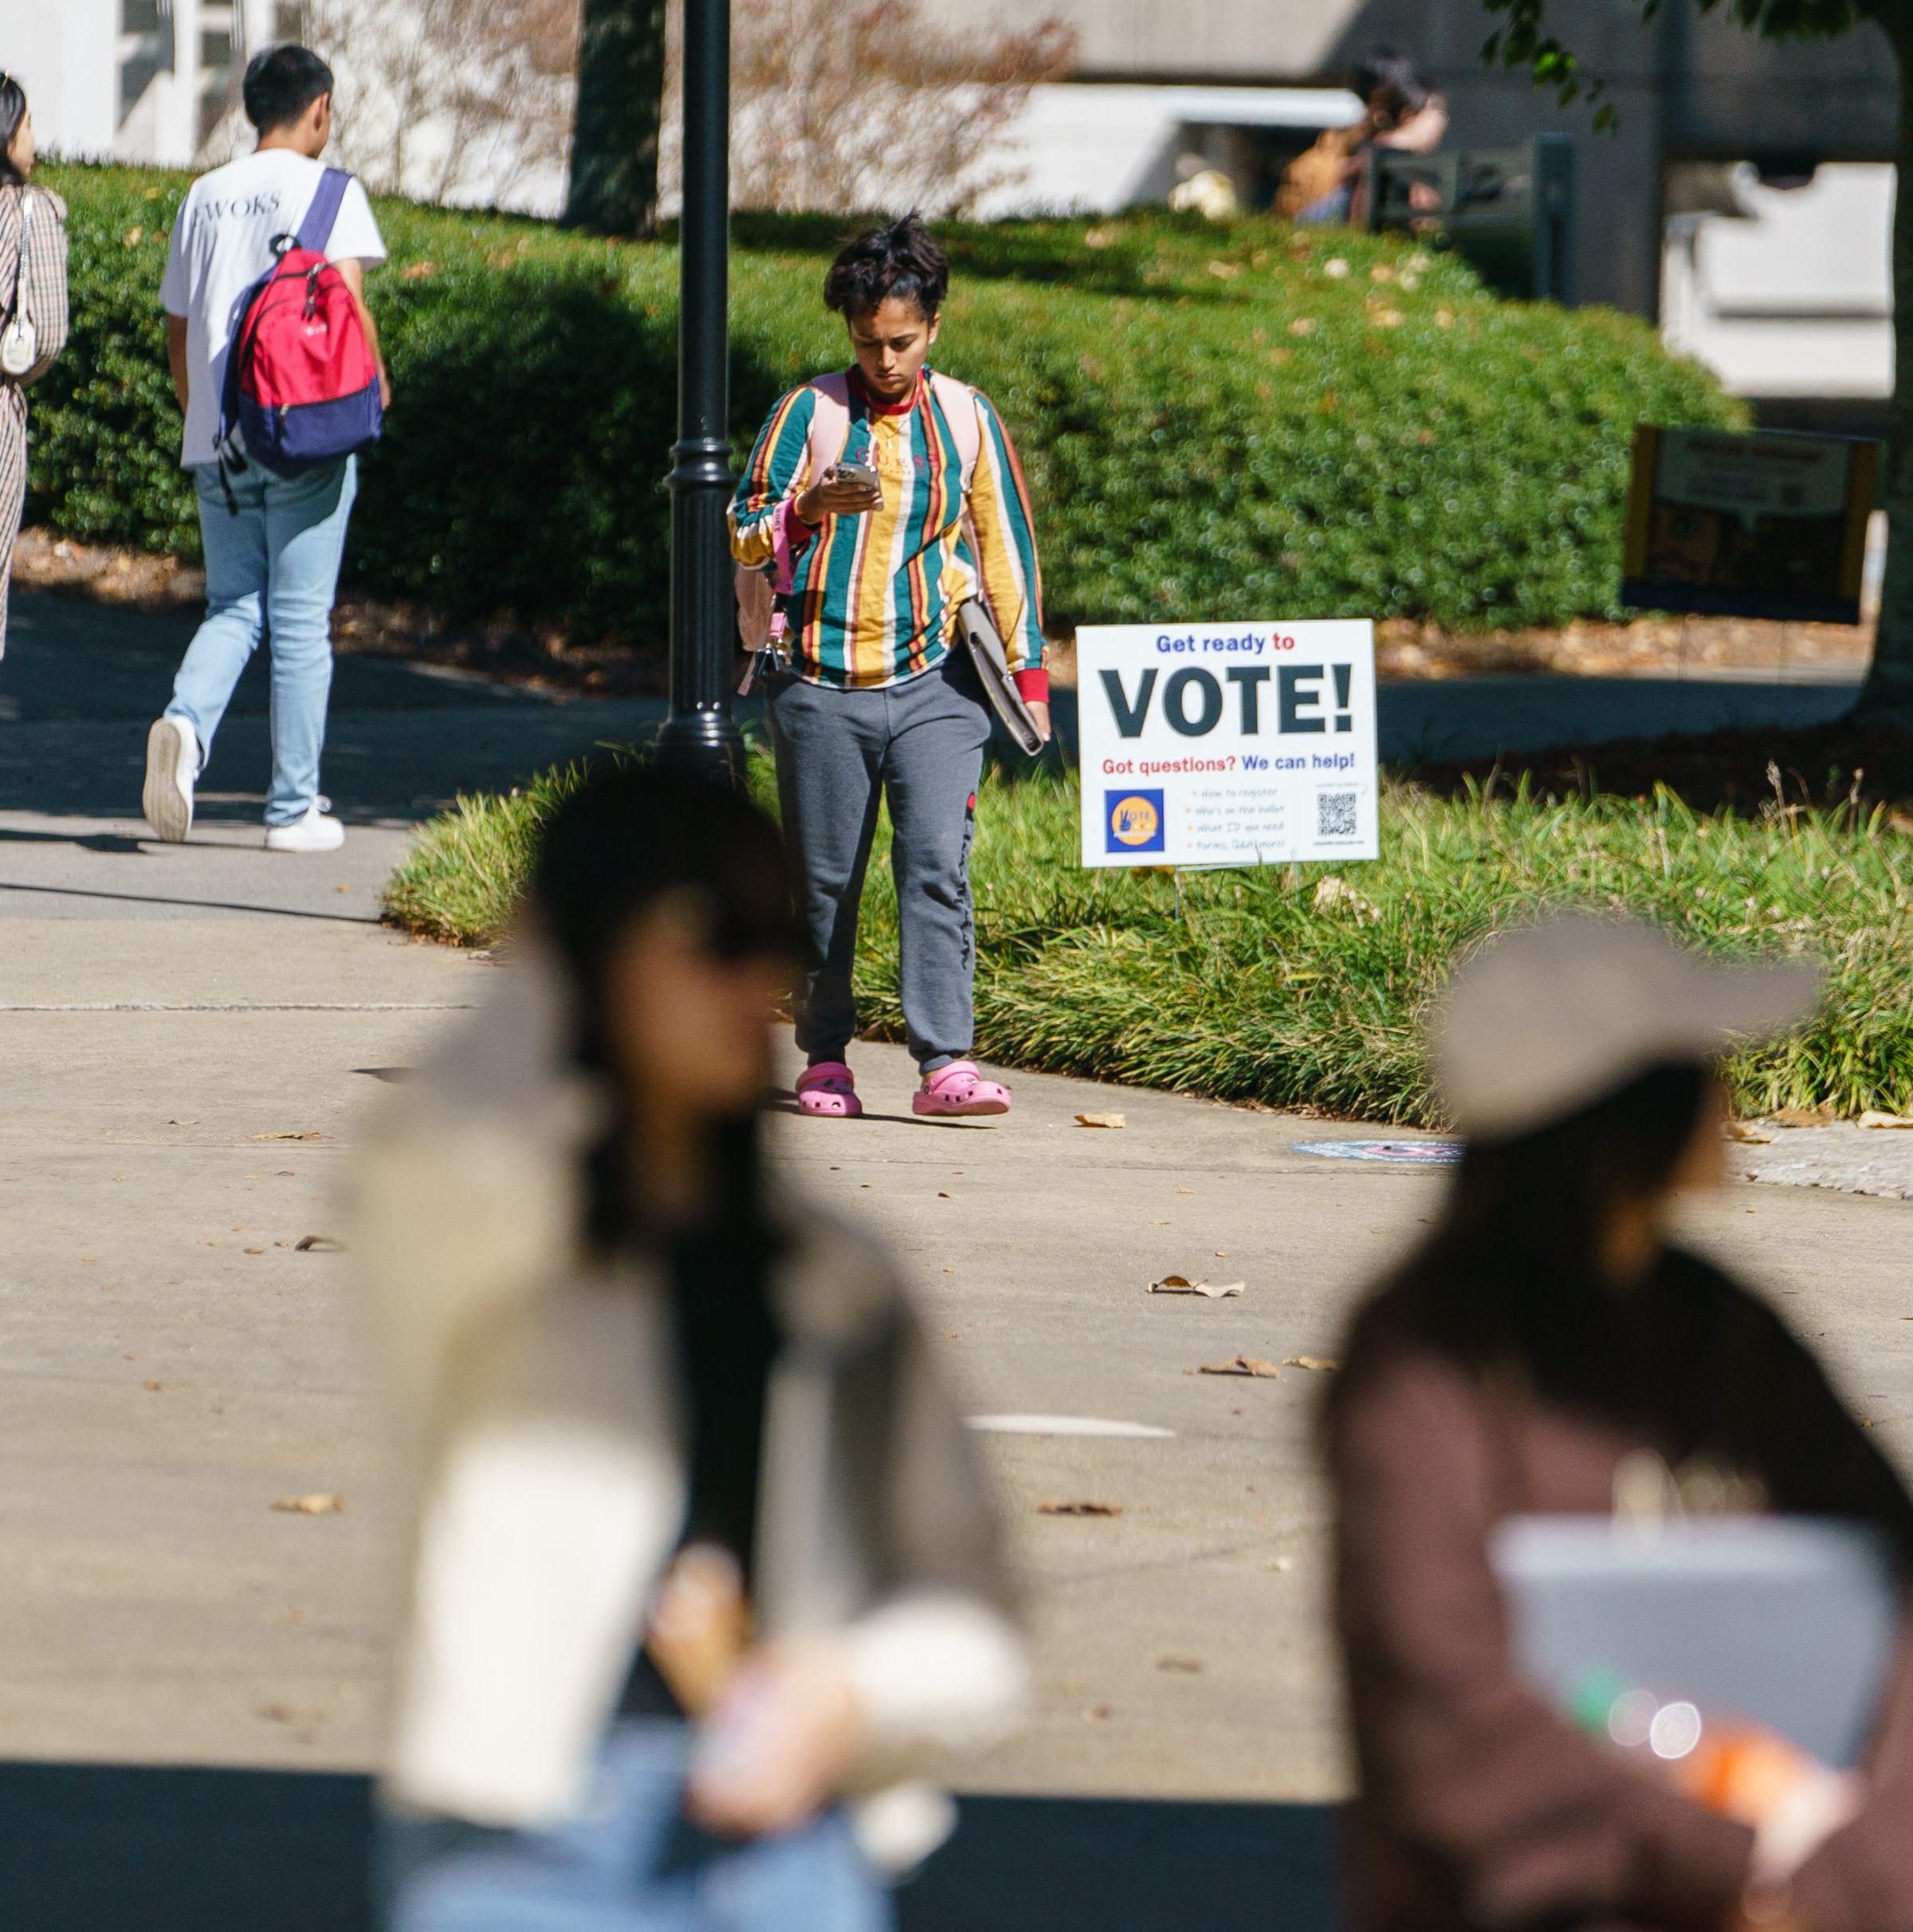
[{"xmin": 656, "ymin": 0, "xmax": 745, "ymax": 784}]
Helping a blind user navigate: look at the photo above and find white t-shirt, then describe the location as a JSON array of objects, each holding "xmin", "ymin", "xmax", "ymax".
[{"xmin": 160, "ymin": 149, "xmax": 387, "ymax": 469}]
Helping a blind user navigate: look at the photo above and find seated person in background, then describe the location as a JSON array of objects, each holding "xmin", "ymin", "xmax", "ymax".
[
  {"xmin": 1279, "ymin": 47, "xmax": 1449, "ymax": 226},
  {"xmin": 357, "ymin": 766, "xmax": 1027, "ymax": 1932},
  {"xmin": 1328, "ymin": 915, "xmax": 1913, "ymax": 1932}
]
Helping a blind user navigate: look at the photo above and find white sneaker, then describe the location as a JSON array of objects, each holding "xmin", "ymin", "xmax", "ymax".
[
  {"xmin": 265, "ymin": 801, "xmax": 345, "ymax": 853},
  {"xmin": 143, "ymin": 717, "xmax": 196, "ymax": 843}
]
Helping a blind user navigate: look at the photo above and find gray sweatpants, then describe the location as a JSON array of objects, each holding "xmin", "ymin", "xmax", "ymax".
[{"xmin": 765, "ymin": 653, "xmax": 992, "ymax": 1072}]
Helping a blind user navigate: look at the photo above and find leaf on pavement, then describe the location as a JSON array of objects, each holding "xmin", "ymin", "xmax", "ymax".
[
  {"xmin": 295, "ymin": 1234, "xmax": 346, "ymax": 1252},
  {"xmin": 272, "ymin": 1493, "xmax": 346, "ymax": 1514},
  {"xmin": 1766, "ymin": 1106, "xmax": 1833, "ymax": 1129},
  {"xmin": 1036, "ymin": 1500, "xmax": 1123, "ymax": 1517},
  {"xmin": 1722, "ymin": 1121, "xmax": 1774, "ymax": 1144},
  {"xmin": 1076, "ymin": 1112, "xmax": 1126, "ymax": 1129},
  {"xmin": 1283, "ymin": 1355, "xmax": 1341, "ymax": 1372},
  {"xmin": 1858, "ymin": 1111, "xmax": 1913, "ymax": 1130},
  {"xmin": 1198, "ymin": 1357, "xmax": 1282, "ymax": 1378},
  {"xmin": 251, "ymin": 1131, "xmax": 324, "ymax": 1141},
  {"xmin": 1150, "ymin": 1275, "xmax": 1243, "ymax": 1298}
]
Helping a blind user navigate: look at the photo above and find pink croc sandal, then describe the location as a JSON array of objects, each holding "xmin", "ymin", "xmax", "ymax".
[
  {"xmin": 795, "ymin": 1061, "xmax": 863, "ymax": 1118},
  {"xmin": 913, "ymin": 1060, "xmax": 1011, "ymax": 1118}
]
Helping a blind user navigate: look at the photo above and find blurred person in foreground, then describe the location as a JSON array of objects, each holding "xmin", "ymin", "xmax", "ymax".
[
  {"xmin": 354, "ymin": 765, "xmax": 1026, "ymax": 1930},
  {"xmin": 1328, "ymin": 915, "xmax": 1913, "ymax": 1932}
]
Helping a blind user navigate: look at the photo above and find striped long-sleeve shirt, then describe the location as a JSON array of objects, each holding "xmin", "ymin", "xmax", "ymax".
[{"xmin": 729, "ymin": 368, "xmax": 1047, "ymax": 693}]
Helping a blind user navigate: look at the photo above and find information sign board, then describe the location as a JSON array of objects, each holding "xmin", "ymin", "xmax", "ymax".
[
  {"xmin": 1075, "ymin": 621, "xmax": 1379, "ymax": 870},
  {"xmin": 1621, "ymin": 425, "xmax": 1878, "ymax": 625}
]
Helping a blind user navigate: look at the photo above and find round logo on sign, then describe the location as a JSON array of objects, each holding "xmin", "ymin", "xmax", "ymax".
[{"xmin": 1110, "ymin": 795, "xmax": 1160, "ymax": 846}]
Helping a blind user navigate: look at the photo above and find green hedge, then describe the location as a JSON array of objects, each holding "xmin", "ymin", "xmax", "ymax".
[{"xmin": 32, "ymin": 165, "xmax": 1742, "ymax": 642}]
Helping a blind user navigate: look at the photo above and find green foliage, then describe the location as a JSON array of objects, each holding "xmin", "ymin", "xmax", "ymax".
[
  {"xmin": 379, "ymin": 763, "xmax": 587, "ymax": 942},
  {"xmin": 387, "ymin": 758, "xmax": 1913, "ymax": 1126},
  {"xmin": 35, "ymin": 163, "xmax": 1740, "ymax": 641},
  {"xmin": 1482, "ymin": 0, "xmax": 1873, "ymax": 130},
  {"xmin": 28, "ymin": 170, "xmax": 201, "ymax": 558}
]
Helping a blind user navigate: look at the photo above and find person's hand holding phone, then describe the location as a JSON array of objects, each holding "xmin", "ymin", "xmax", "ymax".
[
  {"xmin": 795, "ymin": 462, "xmax": 883, "ymax": 526},
  {"xmin": 682, "ymin": 1640, "xmax": 865, "ymax": 1839}
]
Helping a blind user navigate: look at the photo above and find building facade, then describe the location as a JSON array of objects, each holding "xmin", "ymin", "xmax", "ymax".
[
  {"xmin": 8, "ymin": 0, "xmax": 286, "ymax": 167},
  {"xmin": 8, "ymin": 0, "xmax": 1895, "ymax": 410}
]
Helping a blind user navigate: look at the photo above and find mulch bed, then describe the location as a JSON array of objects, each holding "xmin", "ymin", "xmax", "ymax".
[{"xmin": 1401, "ymin": 717, "xmax": 1913, "ymax": 820}]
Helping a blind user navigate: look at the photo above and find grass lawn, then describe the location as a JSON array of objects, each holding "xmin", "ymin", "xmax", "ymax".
[{"xmin": 383, "ymin": 751, "xmax": 1913, "ymax": 1127}]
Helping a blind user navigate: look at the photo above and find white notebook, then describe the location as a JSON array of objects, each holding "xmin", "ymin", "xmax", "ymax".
[{"xmin": 1491, "ymin": 1515, "xmax": 1899, "ymax": 1768}]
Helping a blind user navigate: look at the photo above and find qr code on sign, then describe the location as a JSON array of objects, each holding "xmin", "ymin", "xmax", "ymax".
[{"xmin": 1317, "ymin": 791, "xmax": 1358, "ymax": 838}]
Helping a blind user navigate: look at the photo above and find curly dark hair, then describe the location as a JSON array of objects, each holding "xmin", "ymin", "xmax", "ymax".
[{"xmin": 823, "ymin": 214, "xmax": 949, "ymax": 322}]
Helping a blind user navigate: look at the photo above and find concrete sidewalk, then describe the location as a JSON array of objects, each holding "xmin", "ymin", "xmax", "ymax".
[
  {"xmin": 2, "ymin": 589, "xmax": 1910, "ymax": 1812},
  {"xmin": 7, "ymin": 920, "xmax": 1913, "ymax": 1803}
]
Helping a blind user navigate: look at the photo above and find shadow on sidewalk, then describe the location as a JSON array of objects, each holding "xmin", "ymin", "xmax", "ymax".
[{"xmin": 0, "ymin": 1762, "xmax": 1337, "ymax": 1932}]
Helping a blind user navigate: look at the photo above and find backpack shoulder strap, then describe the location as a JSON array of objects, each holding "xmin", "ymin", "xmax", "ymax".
[
  {"xmin": 927, "ymin": 370, "xmax": 982, "ymax": 493},
  {"xmin": 803, "ymin": 371, "xmax": 854, "ymax": 485},
  {"xmin": 296, "ymin": 167, "xmax": 352, "ymax": 257}
]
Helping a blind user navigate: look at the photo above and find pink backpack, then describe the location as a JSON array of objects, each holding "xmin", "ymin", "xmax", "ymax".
[
  {"xmin": 734, "ymin": 369, "xmax": 983, "ymax": 652},
  {"xmin": 218, "ymin": 167, "xmax": 382, "ymax": 482}
]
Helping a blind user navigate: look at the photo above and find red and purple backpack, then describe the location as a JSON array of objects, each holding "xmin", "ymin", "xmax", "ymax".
[{"xmin": 217, "ymin": 167, "xmax": 382, "ymax": 488}]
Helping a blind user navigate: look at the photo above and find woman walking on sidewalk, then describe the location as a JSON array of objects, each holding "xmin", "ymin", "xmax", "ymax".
[
  {"xmin": 0, "ymin": 75, "xmax": 69, "ymax": 660},
  {"xmin": 730, "ymin": 215, "xmax": 1048, "ymax": 1121}
]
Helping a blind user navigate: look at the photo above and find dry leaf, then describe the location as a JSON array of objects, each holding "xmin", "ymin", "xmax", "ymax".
[
  {"xmin": 1312, "ymin": 875, "xmax": 1378, "ymax": 922},
  {"xmin": 1283, "ymin": 1355, "xmax": 1341, "ymax": 1372},
  {"xmin": 1156, "ymin": 1656, "xmax": 1203, "ymax": 1673},
  {"xmin": 272, "ymin": 1493, "xmax": 345, "ymax": 1515},
  {"xmin": 1766, "ymin": 1106, "xmax": 1834, "ymax": 1129},
  {"xmin": 1723, "ymin": 1121, "xmax": 1774, "ymax": 1144},
  {"xmin": 294, "ymin": 1234, "xmax": 345, "ymax": 1252},
  {"xmin": 250, "ymin": 1131, "xmax": 324, "ymax": 1141},
  {"xmin": 1858, "ymin": 1111, "xmax": 1913, "ymax": 1130},
  {"xmin": 1036, "ymin": 1500, "xmax": 1122, "ymax": 1517},
  {"xmin": 1199, "ymin": 1357, "xmax": 1282, "ymax": 1379},
  {"xmin": 244, "ymin": 1247, "xmax": 265, "ymax": 1255},
  {"xmin": 143, "ymin": 1380, "xmax": 163, "ymax": 1392},
  {"xmin": 1150, "ymin": 1275, "xmax": 1243, "ymax": 1298},
  {"xmin": 1076, "ymin": 1112, "xmax": 1126, "ymax": 1129}
]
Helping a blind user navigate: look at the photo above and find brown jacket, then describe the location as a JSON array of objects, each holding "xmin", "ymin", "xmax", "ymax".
[{"xmin": 1330, "ymin": 1249, "xmax": 1913, "ymax": 1932}]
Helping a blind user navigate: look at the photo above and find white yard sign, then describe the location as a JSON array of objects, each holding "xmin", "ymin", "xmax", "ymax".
[{"xmin": 1075, "ymin": 621, "xmax": 1379, "ymax": 870}]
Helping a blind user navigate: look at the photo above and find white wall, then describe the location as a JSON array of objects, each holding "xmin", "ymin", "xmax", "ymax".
[
  {"xmin": 5, "ymin": 0, "xmax": 120, "ymax": 160},
  {"xmin": 971, "ymin": 81, "xmax": 1363, "ymax": 218},
  {"xmin": 8, "ymin": 0, "xmax": 277, "ymax": 167},
  {"xmin": 1663, "ymin": 163, "xmax": 1894, "ymax": 400}
]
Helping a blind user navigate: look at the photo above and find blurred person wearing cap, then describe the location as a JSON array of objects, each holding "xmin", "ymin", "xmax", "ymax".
[
  {"xmin": 352, "ymin": 765, "xmax": 1025, "ymax": 1930},
  {"xmin": 1327, "ymin": 914, "xmax": 1913, "ymax": 1932}
]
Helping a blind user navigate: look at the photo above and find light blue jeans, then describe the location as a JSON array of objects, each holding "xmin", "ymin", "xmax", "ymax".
[
  {"xmin": 379, "ymin": 1719, "xmax": 892, "ymax": 1932},
  {"xmin": 167, "ymin": 457, "xmax": 356, "ymax": 826}
]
